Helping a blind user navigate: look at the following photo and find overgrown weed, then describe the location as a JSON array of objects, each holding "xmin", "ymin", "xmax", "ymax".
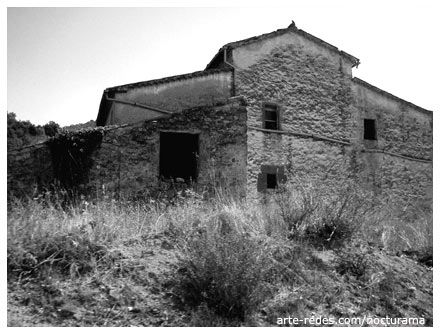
[
  {"xmin": 7, "ymin": 179, "xmax": 432, "ymax": 326},
  {"xmin": 171, "ymin": 224, "xmax": 271, "ymax": 320},
  {"xmin": 273, "ymin": 177, "xmax": 375, "ymax": 248}
]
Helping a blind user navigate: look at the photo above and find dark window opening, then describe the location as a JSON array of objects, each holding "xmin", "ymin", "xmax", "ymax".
[
  {"xmin": 160, "ymin": 132, "xmax": 199, "ymax": 181},
  {"xmin": 257, "ymin": 165, "xmax": 287, "ymax": 192},
  {"xmin": 364, "ymin": 119, "xmax": 377, "ymax": 140},
  {"xmin": 262, "ymin": 103, "xmax": 280, "ymax": 130},
  {"xmin": 266, "ymin": 173, "xmax": 277, "ymax": 189}
]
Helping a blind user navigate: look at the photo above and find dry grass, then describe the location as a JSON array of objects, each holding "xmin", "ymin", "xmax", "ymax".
[{"xmin": 7, "ymin": 182, "xmax": 433, "ymax": 326}]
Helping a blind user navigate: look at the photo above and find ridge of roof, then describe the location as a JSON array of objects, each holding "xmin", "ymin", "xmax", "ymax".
[
  {"xmin": 213, "ymin": 25, "xmax": 359, "ymax": 67},
  {"xmin": 106, "ymin": 67, "xmax": 233, "ymax": 92},
  {"xmin": 352, "ymin": 77, "xmax": 433, "ymax": 115}
]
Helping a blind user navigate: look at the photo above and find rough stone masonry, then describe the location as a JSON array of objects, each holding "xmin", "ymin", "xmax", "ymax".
[{"xmin": 7, "ymin": 22, "xmax": 432, "ymax": 210}]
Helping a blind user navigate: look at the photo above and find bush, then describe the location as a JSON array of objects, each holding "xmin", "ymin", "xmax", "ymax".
[
  {"xmin": 172, "ymin": 225, "xmax": 270, "ymax": 320},
  {"xmin": 6, "ymin": 197, "xmax": 125, "ymax": 280},
  {"xmin": 358, "ymin": 196, "xmax": 433, "ymax": 255},
  {"xmin": 8, "ymin": 230, "xmax": 109, "ymax": 279},
  {"xmin": 274, "ymin": 178, "xmax": 374, "ymax": 248},
  {"xmin": 7, "ymin": 112, "xmax": 45, "ymax": 149},
  {"xmin": 43, "ymin": 121, "xmax": 60, "ymax": 137},
  {"xmin": 401, "ymin": 246, "xmax": 433, "ymax": 267},
  {"xmin": 275, "ymin": 182, "xmax": 317, "ymax": 235},
  {"xmin": 335, "ymin": 248, "xmax": 371, "ymax": 280}
]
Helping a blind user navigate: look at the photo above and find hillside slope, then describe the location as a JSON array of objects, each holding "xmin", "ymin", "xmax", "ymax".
[
  {"xmin": 7, "ymin": 230, "xmax": 432, "ymax": 326},
  {"xmin": 7, "ymin": 182, "xmax": 432, "ymax": 327}
]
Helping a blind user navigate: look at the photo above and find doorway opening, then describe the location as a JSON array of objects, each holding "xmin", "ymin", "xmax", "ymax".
[{"xmin": 159, "ymin": 132, "xmax": 199, "ymax": 182}]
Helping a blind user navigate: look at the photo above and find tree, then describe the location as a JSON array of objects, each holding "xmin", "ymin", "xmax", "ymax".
[
  {"xmin": 7, "ymin": 112, "xmax": 46, "ymax": 150},
  {"xmin": 43, "ymin": 121, "xmax": 60, "ymax": 137}
]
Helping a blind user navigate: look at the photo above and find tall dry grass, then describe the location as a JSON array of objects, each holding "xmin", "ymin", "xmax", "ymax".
[{"xmin": 7, "ymin": 179, "xmax": 432, "ymax": 323}]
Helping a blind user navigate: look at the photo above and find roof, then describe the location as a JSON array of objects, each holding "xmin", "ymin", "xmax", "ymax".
[
  {"xmin": 352, "ymin": 77, "xmax": 433, "ymax": 116},
  {"xmin": 96, "ymin": 68, "xmax": 233, "ymax": 126},
  {"xmin": 106, "ymin": 68, "xmax": 232, "ymax": 92},
  {"xmin": 206, "ymin": 23, "xmax": 360, "ymax": 70}
]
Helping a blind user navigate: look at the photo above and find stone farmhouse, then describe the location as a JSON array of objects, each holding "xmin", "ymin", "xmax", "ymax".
[{"xmin": 8, "ymin": 22, "xmax": 432, "ymax": 205}]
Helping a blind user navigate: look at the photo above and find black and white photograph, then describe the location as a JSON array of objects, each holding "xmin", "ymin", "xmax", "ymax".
[{"xmin": 4, "ymin": 0, "xmax": 437, "ymax": 328}]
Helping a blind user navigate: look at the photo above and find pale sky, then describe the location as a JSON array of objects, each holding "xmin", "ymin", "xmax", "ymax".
[{"xmin": 6, "ymin": 0, "xmax": 440, "ymax": 126}]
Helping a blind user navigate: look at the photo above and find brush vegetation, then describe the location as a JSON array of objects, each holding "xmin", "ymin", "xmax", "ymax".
[{"xmin": 7, "ymin": 178, "xmax": 432, "ymax": 326}]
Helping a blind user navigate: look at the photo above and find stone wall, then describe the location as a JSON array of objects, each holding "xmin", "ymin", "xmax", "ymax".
[
  {"xmin": 247, "ymin": 129, "xmax": 354, "ymax": 198},
  {"xmin": 358, "ymin": 152, "xmax": 432, "ymax": 205},
  {"xmin": 7, "ymin": 27, "xmax": 432, "ymax": 207},
  {"xmin": 232, "ymin": 32, "xmax": 356, "ymax": 198},
  {"xmin": 105, "ymin": 70, "xmax": 233, "ymax": 125},
  {"xmin": 235, "ymin": 43, "xmax": 353, "ymax": 141},
  {"xmin": 352, "ymin": 78, "xmax": 433, "ymax": 205},
  {"xmin": 7, "ymin": 143, "xmax": 54, "ymax": 198},
  {"xmin": 231, "ymin": 29, "xmax": 432, "ymax": 207},
  {"xmin": 351, "ymin": 78, "xmax": 432, "ymax": 158},
  {"xmin": 90, "ymin": 97, "xmax": 247, "ymax": 198},
  {"xmin": 231, "ymin": 29, "xmax": 355, "ymax": 77},
  {"xmin": 7, "ymin": 98, "xmax": 247, "ymax": 200}
]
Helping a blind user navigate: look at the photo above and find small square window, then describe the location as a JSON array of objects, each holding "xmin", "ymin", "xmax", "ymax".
[
  {"xmin": 262, "ymin": 103, "xmax": 281, "ymax": 130},
  {"xmin": 266, "ymin": 173, "xmax": 277, "ymax": 189},
  {"xmin": 364, "ymin": 119, "xmax": 377, "ymax": 140},
  {"xmin": 257, "ymin": 165, "xmax": 287, "ymax": 192}
]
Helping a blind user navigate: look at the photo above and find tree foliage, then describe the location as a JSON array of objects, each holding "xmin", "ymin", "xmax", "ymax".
[
  {"xmin": 7, "ymin": 112, "xmax": 45, "ymax": 150},
  {"xmin": 43, "ymin": 121, "xmax": 60, "ymax": 137}
]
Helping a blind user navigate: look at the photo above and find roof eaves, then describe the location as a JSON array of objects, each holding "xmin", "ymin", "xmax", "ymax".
[
  {"xmin": 223, "ymin": 28, "xmax": 288, "ymax": 49},
  {"xmin": 205, "ymin": 48, "xmax": 224, "ymax": 70},
  {"xmin": 296, "ymin": 29, "xmax": 360, "ymax": 67},
  {"xmin": 96, "ymin": 90, "xmax": 111, "ymax": 126},
  {"xmin": 106, "ymin": 68, "xmax": 233, "ymax": 92},
  {"xmin": 353, "ymin": 77, "xmax": 433, "ymax": 115}
]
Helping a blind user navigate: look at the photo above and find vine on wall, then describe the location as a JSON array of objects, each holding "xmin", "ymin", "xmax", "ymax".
[{"xmin": 46, "ymin": 127, "xmax": 106, "ymax": 191}]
